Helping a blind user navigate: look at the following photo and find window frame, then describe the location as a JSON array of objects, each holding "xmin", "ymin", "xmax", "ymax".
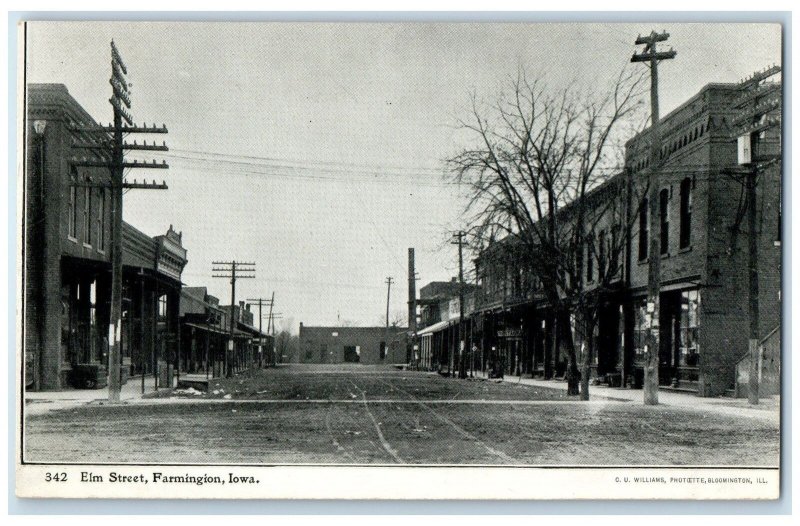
[
  {"xmin": 659, "ymin": 188, "xmax": 669, "ymax": 255},
  {"xmin": 68, "ymin": 184, "xmax": 78, "ymax": 240},
  {"xmin": 679, "ymin": 177, "xmax": 692, "ymax": 249},
  {"xmin": 638, "ymin": 198, "xmax": 648, "ymax": 261},
  {"xmin": 82, "ymin": 186, "xmax": 92, "ymax": 246}
]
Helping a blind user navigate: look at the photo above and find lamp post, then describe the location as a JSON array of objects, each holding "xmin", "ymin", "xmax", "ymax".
[{"xmin": 32, "ymin": 120, "xmax": 47, "ymax": 390}]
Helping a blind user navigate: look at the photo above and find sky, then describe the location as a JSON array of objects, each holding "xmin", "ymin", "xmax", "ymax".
[{"xmin": 25, "ymin": 21, "xmax": 782, "ymax": 330}]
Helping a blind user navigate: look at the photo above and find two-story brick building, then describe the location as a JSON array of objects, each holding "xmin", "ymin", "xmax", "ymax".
[
  {"xmin": 416, "ymin": 279, "xmax": 480, "ymax": 374},
  {"xmin": 24, "ymin": 83, "xmax": 188, "ymax": 391},
  {"xmin": 472, "ymin": 80, "xmax": 781, "ymax": 396}
]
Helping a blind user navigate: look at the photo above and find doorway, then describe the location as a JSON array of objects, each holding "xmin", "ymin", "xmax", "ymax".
[{"xmin": 343, "ymin": 345, "xmax": 360, "ymax": 363}]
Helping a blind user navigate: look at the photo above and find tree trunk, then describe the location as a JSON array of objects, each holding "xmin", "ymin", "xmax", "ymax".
[
  {"xmin": 557, "ymin": 308, "xmax": 580, "ymax": 396},
  {"xmin": 579, "ymin": 322, "xmax": 593, "ymax": 401}
]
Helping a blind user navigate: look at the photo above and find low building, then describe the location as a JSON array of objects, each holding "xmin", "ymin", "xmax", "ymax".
[{"xmin": 298, "ymin": 324, "xmax": 408, "ymax": 365}]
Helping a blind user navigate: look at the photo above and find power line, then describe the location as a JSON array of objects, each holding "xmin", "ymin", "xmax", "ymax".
[{"xmin": 167, "ymin": 147, "xmax": 445, "ymax": 175}]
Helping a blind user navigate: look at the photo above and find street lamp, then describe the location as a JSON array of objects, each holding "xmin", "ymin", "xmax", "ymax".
[{"xmin": 33, "ymin": 120, "xmax": 47, "ymax": 136}]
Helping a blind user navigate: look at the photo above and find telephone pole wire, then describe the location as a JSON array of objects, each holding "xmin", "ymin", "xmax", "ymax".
[
  {"xmin": 73, "ymin": 41, "xmax": 170, "ymax": 402},
  {"xmin": 631, "ymin": 30, "xmax": 676, "ymax": 405},
  {"xmin": 452, "ymin": 232, "xmax": 467, "ymax": 379},
  {"xmin": 246, "ymin": 296, "xmax": 274, "ymax": 368},
  {"xmin": 213, "ymin": 260, "xmax": 255, "ymax": 377}
]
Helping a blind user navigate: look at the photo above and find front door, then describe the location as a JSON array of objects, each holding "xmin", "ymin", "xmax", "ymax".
[
  {"xmin": 343, "ymin": 345, "xmax": 359, "ymax": 363},
  {"xmin": 658, "ymin": 291, "xmax": 680, "ymax": 386},
  {"xmin": 596, "ymin": 303, "xmax": 620, "ymax": 376}
]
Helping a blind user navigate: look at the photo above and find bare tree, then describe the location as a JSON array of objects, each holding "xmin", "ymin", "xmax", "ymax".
[
  {"xmin": 449, "ymin": 66, "xmax": 647, "ymax": 398},
  {"xmin": 377, "ymin": 310, "xmax": 408, "ymax": 328},
  {"xmin": 275, "ymin": 330, "xmax": 299, "ymax": 363}
]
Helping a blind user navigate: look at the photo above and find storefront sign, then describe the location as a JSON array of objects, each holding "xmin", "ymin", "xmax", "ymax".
[{"xmin": 497, "ymin": 329, "xmax": 522, "ymax": 338}]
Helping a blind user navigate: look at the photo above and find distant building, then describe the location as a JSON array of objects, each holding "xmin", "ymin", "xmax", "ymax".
[
  {"xmin": 298, "ymin": 324, "xmax": 408, "ymax": 365},
  {"xmin": 416, "ymin": 278, "xmax": 479, "ymax": 372}
]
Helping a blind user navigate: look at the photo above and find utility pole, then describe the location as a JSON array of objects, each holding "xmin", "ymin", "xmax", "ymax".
[
  {"xmin": 246, "ymin": 296, "xmax": 274, "ymax": 368},
  {"xmin": 632, "ymin": 30, "xmax": 676, "ymax": 405},
  {"xmin": 72, "ymin": 40, "xmax": 169, "ymax": 403},
  {"xmin": 267, "ymin": 292, "xmax": 275, "ymax": 364},
  {"xmin": 384, "ymin": 277, "xmax": 394, "ymax": 360},
  {"xmin": 269, "ymin": 310, "xmax": 283, "ymax": 362},
  {"xmin": 731, "ymin": 65, "xmax": 782, "ymax": 405},
  {"xmin": 407, "ymin": 248, "xmax": 419, "ymax": 366},
  {"xmin": 452, "ymin": 231, "xmax": 467, "ymax": 379},
  {"xmin": 212, "ymin": 260, "xmax": 255, "ymax": 377}
]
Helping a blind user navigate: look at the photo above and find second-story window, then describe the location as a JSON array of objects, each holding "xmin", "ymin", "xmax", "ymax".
[
  {"xmin": 610, "ymin": 226, "xmax": 619, "ymax": 276},
  {"xmin": 97, "ymin": 188, "xmax": 106, "ymax": 252},
  {"xmin": 598, "ymin": 229, "xmax": 606, "ymax": 277},
  {"xmin": 638, "ymin": 198, "xmax": 648, "ymax": 261},
  {"xmin": 68, "ymin": 185, "xmax": 77, "ymax": 239},
  {"xmin": 679, "ymin": 177, "xmax": 692, "ymax": 248},
  {"xmin": 83, "ymin": 186, "xmax": 92, "ymax": 245},
  {"xmin": 586, "ymin": 233, "xmax": 594, "ymax": 283},
  {"xmin": 660, "ymin": 188, "xmax": 669, "ymax": 255}
]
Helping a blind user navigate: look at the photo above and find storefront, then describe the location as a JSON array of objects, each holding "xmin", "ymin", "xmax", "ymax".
[{"xmin": 631, "ymin": 288, "xmax": 701, "ymax": 391}]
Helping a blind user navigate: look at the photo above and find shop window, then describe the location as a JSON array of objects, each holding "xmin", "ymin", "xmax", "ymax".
[
  {"xmin": 68, "ymin": 185, "xmax": 77, "ymax": 239},
  {"xmin": 659, "ymin": 188, "xmax": 669, "ymax": 254},
  {"xmin": 638, "ymin": 198, "xmax": 648, "ymax": 261},
  {"xmin": 678, "ymin": 290, "xmax": 701, "ymax": 367},
  {"xmin": 679, "ymin": 178, "xmax": 692, "ymax": 248},
  {"xmin": 158, "ymin": 294, "xmax": 168, "ymax": 320},
  {"xmin": 83, "ymin": 187, "xmax": 92, "ymax": 245}
]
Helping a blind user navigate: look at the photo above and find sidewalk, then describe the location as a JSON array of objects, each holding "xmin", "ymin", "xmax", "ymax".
[
  {"xmin": 479, "ymin": 372, "xmax": 780, "ymax": 423},
  {"xmin": 24, "ymin": 375, "xmax": 171, "ymax": 415}
]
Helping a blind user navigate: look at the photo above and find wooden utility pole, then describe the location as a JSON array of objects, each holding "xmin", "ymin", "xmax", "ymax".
[
  {"xmin": 267, "ymin": 292, "xmax": 276, "ymax": 364},
  {"xmin": 452, "ymin": 231, "xmax": 467, "ymax": 379},
  {"xmin": 631, "ymin": 30, "xmax": 676, "ymax": 405},
  {"xmin": 407, "ymin": 248, "xmax": 418, "ymax": 365},
  {"xmin": 72, "ymin": 41, "xmax": 169, "ymax": 402},
  {"xmin": 731, "ymin": 65, "xmax": 782, "ymax": 405},
  {"xmin": 212, "ymin": 260, "xmax": 255, "ymax": 377},
  {"xmin": 246, "ymin": 296, "xmax": 274, "ymax": 368},
  {"xmin": 384, "ymin": 277, "xmax": 394, "ymax": 360}
]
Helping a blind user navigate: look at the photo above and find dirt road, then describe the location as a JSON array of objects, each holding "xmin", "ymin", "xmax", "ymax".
[{"xmin": 24, "ymin": 365, "xmax": 780, "ymax": 465}]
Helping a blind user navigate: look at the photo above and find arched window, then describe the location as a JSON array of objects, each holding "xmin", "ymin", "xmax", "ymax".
[{"xmin": 680, "ymin": 177, "xmax": 692, "ymax": 248}]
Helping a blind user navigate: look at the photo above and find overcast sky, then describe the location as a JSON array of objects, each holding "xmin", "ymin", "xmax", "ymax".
[{"xmin": 25, "ymin": 21, "xmax": 781, "ymax": 330}]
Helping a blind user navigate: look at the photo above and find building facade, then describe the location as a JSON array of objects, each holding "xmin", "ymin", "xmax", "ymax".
[
  {"xmin": 467, "ymin": 80, "xmax": 781, "ymax": 396},
  {"xmin": 24, "ymin": 83, "xmax": 188, "ymax": 391},
  {"xmin": 298, "ymin": 324, "xmax": 408, "ymax": 365}
]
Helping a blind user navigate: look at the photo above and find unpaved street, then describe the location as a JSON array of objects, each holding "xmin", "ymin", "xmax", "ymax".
[{"xmin": 24, "ymin": 365, "xmax": 780, "ymax": 466}]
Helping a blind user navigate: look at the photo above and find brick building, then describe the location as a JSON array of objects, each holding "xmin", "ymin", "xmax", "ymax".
[
  {"xmin": 469, "ymin": 80, "xmax": 781, "ymax": 396},
  {"xmin": 298, "ymin": 324, "xmax": 408, "ymax": 365},
  {"xmin": 24, "ymin": 83, "xmax": 187, "ymax": 390}
]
